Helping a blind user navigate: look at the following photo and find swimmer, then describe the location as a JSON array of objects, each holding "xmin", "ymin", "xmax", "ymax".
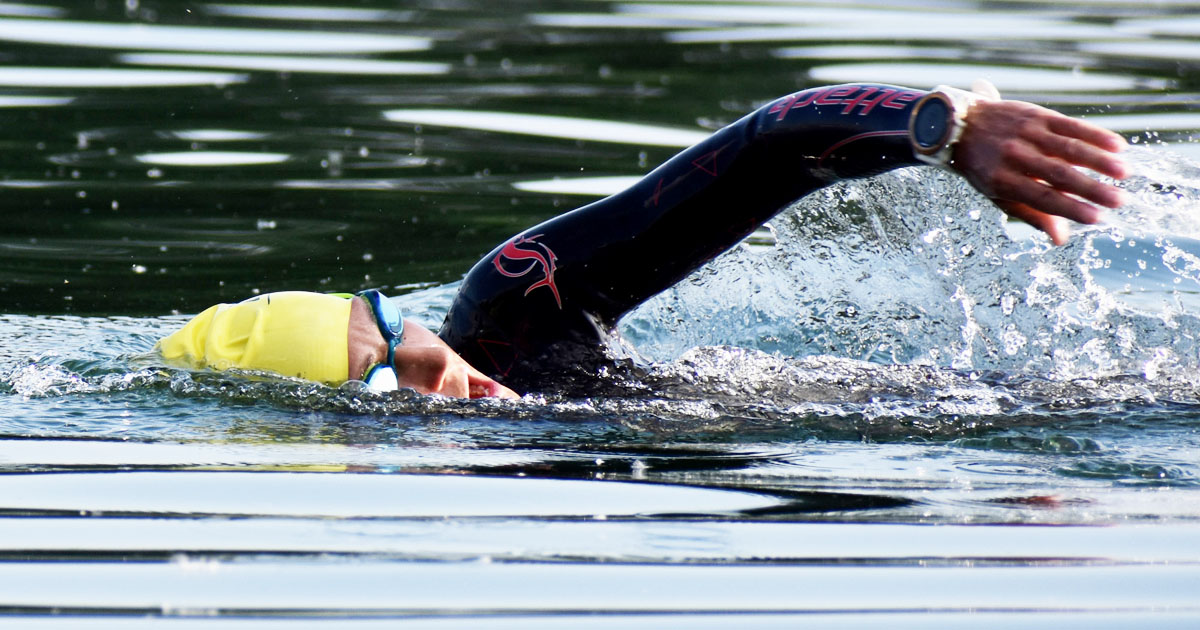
[{"xmin": 157, "ymin": 82, "xmax": 1128, "ymax": 399}]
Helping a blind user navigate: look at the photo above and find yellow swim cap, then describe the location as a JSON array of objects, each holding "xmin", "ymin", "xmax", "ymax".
[{"xmin": 156, "ymin": 291, "xmax": 351, "ymax": 384}]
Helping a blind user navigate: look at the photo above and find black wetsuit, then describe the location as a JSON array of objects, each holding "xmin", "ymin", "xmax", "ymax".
[{"xmin": 439, "ymin": 83, "xmax": 930, "ymax": 393}]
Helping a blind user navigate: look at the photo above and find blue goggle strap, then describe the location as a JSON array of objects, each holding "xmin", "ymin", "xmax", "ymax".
[{"xmin": 357, "ymin": 290, "xmax": 404, "ymax": 367}]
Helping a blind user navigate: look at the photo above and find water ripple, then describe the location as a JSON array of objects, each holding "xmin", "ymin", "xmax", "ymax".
[
  {"xmin": 0, "ymin": 17, "xmax": 432, "ymax": 53},
  {"xmin": 0, "ymin": 66, "xmax": 245, "ymax": 87},
  {"xmin": 119, "ymin": 52, "xmax": 452, "ymax": 76}
]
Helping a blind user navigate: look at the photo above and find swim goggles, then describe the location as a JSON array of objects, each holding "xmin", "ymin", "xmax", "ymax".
[{"xmin": 358, "ymin": 289, "xmax": 404, "ymax": 392}]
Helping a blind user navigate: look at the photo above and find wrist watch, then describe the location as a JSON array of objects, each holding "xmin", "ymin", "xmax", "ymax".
[{"xmin": 909, "ymin": 81, "xmax": 1000, "ymax": 167}]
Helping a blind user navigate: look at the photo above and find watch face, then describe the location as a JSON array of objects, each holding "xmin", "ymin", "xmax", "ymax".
[{"xmin": 913, "ymin": 96, "xmax": 951, "ymax": 150}]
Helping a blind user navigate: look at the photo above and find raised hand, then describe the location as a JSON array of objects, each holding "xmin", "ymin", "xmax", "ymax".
[{"xmin": 953, "ymin": 99, "xmax": 1129, "ymax": 245}]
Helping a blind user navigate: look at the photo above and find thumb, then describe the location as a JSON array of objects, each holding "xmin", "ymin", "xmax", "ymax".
[{"xmin": 467, "ymin": 370, "xmax": 520, "ymax": 399}]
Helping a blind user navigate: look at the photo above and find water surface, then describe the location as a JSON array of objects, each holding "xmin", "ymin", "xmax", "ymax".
[{"xmin": 2, "ymin": 0, "xmax": 1200, "ymax": 626}]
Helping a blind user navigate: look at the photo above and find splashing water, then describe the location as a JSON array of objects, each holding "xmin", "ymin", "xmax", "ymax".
[{"xmin": 627, "ymin": 147, "xmax": 1200, "ymax": 383}]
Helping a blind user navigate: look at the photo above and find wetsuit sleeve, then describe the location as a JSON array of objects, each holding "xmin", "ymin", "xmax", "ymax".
[{"xmin": 440, "ymin": 83, "xmax": 928, "ymax": 386}]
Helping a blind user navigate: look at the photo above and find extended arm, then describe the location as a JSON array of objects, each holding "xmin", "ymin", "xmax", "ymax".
[
  {"xmin": 442, "ymin": 84, "xmax": 933, "ymax": 384},
  {"xmin": 439, "ymin": 83, "xmax": 1128, "ymax": 388},
  {"xmin": 526, "ymin": 83, "xmax": 931, "ymax": 324}
]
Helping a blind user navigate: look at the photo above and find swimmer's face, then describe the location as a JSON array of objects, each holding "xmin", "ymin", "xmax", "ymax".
[
  {"xmin": 347, "ymin": 300, "xmax": 518, "ymax": 399},
  {"xmin": 390, "ymin": 337, "xmax": 519, "ymax": 399}
]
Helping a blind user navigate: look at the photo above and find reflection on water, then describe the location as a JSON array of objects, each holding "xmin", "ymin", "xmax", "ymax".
[
  {"xmin": 1082, "ymin": 39, "xmax": 1200, "ymax": 61},
  {"xmin": 512, "ymin": 175, "xmax": 641, "ymax": 195},
  {"xmin": 1088, "ymin": 112, "xmax": 1200, "ymax": 134},
  {"xmin": 664, "ymin": 19, "xmax": 1116, "ymax": 44},
  {"xmin": 0, "ymin": 94, "xmax": 71, "ymax": 106},
  {"xmin": 383, "ymin": 109, "xmax": 711, "ymax": 146},
  {"xmin": 119, "ymin": 52, "xmax": 452, "ymax": 76},
  {"xmin": 0, "ymin": 3, "xmax": 61, "ymax": 18},
  {"xmin": 0, "ymin": 66, "xmax": 245, "ymax": 87},
  {"xmin": 2, "ymin": 0, "xmax": 1200, "ymax": 624},
  {"xmin": 0, "ymin": 17, "xmax": 431, "ymax": 52},
  {"xmin": 807, "ymin": 63, "xmax": 1159, "ymax": 92},
  {"xmin": 0, "ymin": 471, "xmax": 779, "ymax": 517},
  {"xmin": 1116, "ymin": 15, "xmax": 1200, "ymax": 37},
  {"xmin": 134, "ymin": 151, "xmax": 291, "ymax": 166},
  {"xmin": 166, "ymin": 129, "xmax": 268, "ymax": 141},
  {"xmin": 775, "ymin": 44, "xmax": 966, "ymax": 61},
  {"xmin": 203, "ymin": 3, "xmax": 414, "ymax": 22}
]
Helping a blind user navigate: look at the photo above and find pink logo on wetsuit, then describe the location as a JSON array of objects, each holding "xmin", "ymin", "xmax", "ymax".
[
  {"xmin": 493, "ymin": 233, "xmax": 562, "ymax": 309},
  {"xmin": 767, "ymin": 86, "xmax": 922, "ymax": 120}
]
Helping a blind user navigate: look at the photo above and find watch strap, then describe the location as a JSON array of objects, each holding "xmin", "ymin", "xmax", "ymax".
[{"xmin": 910, "ymin": 80, "xmax": 1000, "ymax": 167}]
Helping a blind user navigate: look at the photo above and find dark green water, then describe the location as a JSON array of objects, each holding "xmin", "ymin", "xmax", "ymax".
[{"xmin": 2, "ymin": 0, "xmax": 1200, "ymax": 625}]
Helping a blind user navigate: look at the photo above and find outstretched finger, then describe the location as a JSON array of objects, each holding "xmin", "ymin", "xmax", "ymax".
[
  {"xmin": 1046, "ymin": 114, "xmax": 1128, "ymax": 154},
  {"xmin": 1033, "ymin": 122, "xmax": 1129, "ymax": 181},
  {"xmin": 990, "ymin": 168, "xmax": 1104, "ymax": 226},
  {"xmin": 1011, "ymin": 148, "xmax": 1127, "ymax": 209},
  {"xmin": 995, "ymin": 199, "xmax": 1069, "ymax": 246}
]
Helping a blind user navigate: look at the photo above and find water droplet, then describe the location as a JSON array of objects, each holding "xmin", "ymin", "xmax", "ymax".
[{"xmin": 631, "ymin": 459, "xmax": 648, "ymax": 479}]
